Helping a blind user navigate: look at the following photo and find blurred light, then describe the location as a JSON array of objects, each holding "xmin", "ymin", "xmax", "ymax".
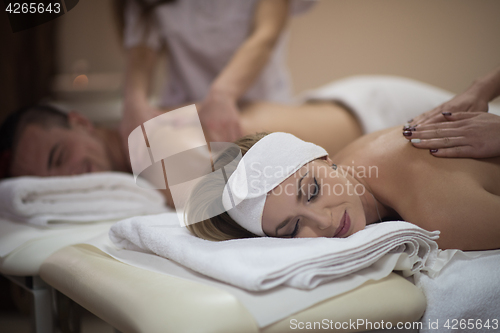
[{"xmin": 73, "ymin": 74, "xmax": 89, "ymax": 89}]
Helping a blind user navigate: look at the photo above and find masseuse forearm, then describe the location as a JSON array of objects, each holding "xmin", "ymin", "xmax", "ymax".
[
  {"xmin": 123, "ymin": 46, "xmax": 158, "ymax": 109},
  {"xmin": 470, "ymin": 66, "xmax": 500, "ymax": 103},
  {"xmin": 210, "ymin": 0, "xmax": 289, "ymax": 100}
]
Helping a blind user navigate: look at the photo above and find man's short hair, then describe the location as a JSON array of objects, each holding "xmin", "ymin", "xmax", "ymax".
[{"xmin": 0, "ymin": 105, "xmax": 69, "ymax": 179}]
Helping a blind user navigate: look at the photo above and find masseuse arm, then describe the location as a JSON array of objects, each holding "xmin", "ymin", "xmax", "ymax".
[
  {"xmin": 119, "ymin": 46, "xmax": 176, "ymax": 207},
  {"xmin": 120, "ymin": 46, "xmax": 162, "ymax": 148},
  {"xmin": 409, "ymin": 66, "xmax": 500, "ymax": 126},
  {"xmin": 404, "ymin": 66, "xmax": 500, "ymax": 158},
  {"xmin": 198, "ymin": 0, "xmax": 290, "ymax": 143}
]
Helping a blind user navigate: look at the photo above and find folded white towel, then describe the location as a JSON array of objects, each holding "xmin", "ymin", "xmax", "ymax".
[
  {"xmin": 109, "ymin": 213, "xmax": 440, "ymax": 291},
  {"xmin": 0, "ymin": 172, "xmax": 168, "ymax": 226}
]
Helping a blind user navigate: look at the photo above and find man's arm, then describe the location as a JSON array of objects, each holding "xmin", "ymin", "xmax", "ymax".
[{"xmin": 199, "ymin": 0, "xmax": 290, "ymax": 142}]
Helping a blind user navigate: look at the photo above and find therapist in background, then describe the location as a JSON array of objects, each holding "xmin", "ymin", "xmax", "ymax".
[
  {"xmin": 119, "ymin": 0, "xmax": 315, "ymax": 145},
  {"xmin": 405, "ymin": 66, "xmax": 500, "ymax": 159}
]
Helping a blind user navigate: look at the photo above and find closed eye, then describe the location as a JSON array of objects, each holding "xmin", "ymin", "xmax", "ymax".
[
  {"xmin": 289, "ymin": 219, "xmax": 300, "ymax": 238},
  {"xmin": 308, "ymin": 177, "xmax": 320, "ymax": 202},
  {"xmin": 56, "ymin": 148, "xmax": 64, "ymax": 167}
]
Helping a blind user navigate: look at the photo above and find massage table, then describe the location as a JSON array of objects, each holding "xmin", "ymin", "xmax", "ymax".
[
  {"xmin": 39, "ymin": 243, "xmax": 426, "ymax": 333},
  {"xmin": 0, "ymin": 218, "xmax": 115, "ymax": 333},
  {"xmin": 0, "ymin": 171, "xmax": 168, "ymax": 332}
]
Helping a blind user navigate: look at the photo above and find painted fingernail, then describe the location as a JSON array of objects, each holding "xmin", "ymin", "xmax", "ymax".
[
  {"xmin": 442, "ymin": 112, "xmax": 452, "ymax": 116},
  {"xmin": 430, "ymin": 149, "xmax": 438, "ymax": 153},
  {"xmin": 407, "ymin": 119, "xmax": 413, "ymax": 123},
  {"xmin": 403, "ymin": 131, "xmax": 412, "ymax": 137},
  {"xmin": 403, "ymin": 125, "xmax": 411, "ymax": 130},
  {"xmin": 411, "ymin": 139, "xmax": 421, "ymax": 143}
]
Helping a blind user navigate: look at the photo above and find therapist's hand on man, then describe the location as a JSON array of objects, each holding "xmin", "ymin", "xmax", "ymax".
[
  {"xmin": 197, "ymin": 0, "xmax": 289, "ymax": 143},
  {"xmin": 119, "ymin": 103, "xmax": 163, "ymax": 152},
  {"xmin": 198, "ymin": 89, "xmax": 242, "ymax": 143}
]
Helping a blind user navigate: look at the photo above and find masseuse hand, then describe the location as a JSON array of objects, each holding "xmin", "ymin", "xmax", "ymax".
[
  {"xmin": 404, "ymin": 112, "xmax": 500, "ymax": 158},
  {"xmin": 198, "ymin": 90, "xmax": 242, "ymax": 143},
  {"xmin": 408, "ymin": 88, "xmax": 489, "ymax": 126}
]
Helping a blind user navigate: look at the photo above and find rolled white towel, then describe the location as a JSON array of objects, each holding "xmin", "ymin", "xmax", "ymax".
[
  {"xmin": 109, "ymin": 213, "xmax": 440, "ymax": 291},
  {"xmin": 0, "ymin": 172, "xmax": 169, "ymax": 226}
]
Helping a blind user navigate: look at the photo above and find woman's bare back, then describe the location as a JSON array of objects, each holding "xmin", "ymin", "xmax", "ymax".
[{"xmin": 334, "ymin": 126, "xmax": 500, "ymax": 250}]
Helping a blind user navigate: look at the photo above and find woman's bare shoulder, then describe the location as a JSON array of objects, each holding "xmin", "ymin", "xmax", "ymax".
[{"xmin": 332, "ymin": 127, "xmax": 398, "ymax": 164}]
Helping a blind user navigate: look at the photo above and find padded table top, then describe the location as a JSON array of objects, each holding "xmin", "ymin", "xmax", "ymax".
[
  {"xmin": 0, "ymin": 220, "xmax": 114, "ymax": 276},
  {"xmin": 41, "ymin": 244, "xmax": 426, "ymax": 333}
]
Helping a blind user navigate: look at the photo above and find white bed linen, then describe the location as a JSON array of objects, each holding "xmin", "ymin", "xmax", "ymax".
[
  {"xmin": 0, "ymin": 217, "xmax": 114, "ymax": 257},
  {"xmin": 85, "ymin": 231, "xmax": 500, "ymax": 329},
  {"xmin": 0, "ymin": 217, "xmax": 115, "ymax": 275},
  {"xmin": 415, "ymin": 249, "xmax": 500, "ymax": 332},
  {"xmin": 86, "ymin": 231, "xmax": 410, "ymax": 328}
]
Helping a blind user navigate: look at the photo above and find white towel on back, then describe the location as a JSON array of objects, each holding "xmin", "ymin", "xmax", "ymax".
[
  {"xmin": 300, "ymin": 75, "xmax": 454, "ymax": 134},
  {"xmin": 0, "ymin": 172, "xmax": 168, "ymax": 226},
  {"xmin": 109, "ymin": 213, "xmax": 440, "ymax": 291}
]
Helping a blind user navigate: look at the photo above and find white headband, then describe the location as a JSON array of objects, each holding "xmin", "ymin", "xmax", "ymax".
[{"xmin": 221, "ymin": 133, "xmax": 328, "ymax": 236}]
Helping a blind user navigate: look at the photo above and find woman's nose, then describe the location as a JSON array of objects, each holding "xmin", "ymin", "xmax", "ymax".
[{"xmin": 316, "ymin": 214, "xmax": 331, "ymax": 230}]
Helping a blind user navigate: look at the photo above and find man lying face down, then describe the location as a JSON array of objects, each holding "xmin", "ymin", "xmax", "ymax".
[
  {"xmin": 0, "ymin": 105, "xmax": 179, "ymax": 206},
  {"xmin": 0, "ymin": 105, "xmax": 131, "ymax": 178}
]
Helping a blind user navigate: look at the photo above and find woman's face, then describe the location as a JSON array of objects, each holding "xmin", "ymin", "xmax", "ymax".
[{"xmin": 261, "ymin": 157, "xmax": 367, "ymax": 238}]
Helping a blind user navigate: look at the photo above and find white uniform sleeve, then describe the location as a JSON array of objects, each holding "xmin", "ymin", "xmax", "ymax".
[
  {"xmin": 289, "ymin": 0, "xmax": 318, "ymax": 16},
  {"xmin": 123, "ymin": 0, "xmax": 162, "ymax": 50}
]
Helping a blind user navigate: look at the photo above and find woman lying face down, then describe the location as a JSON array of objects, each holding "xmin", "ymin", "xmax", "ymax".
[{"xmin": 187, "ymin": 128, "xmax": 500, "ymax": 251}]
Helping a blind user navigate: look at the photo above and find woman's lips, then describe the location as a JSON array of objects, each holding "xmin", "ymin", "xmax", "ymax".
[{"xmin": 334, "ymin": 210, "xmax": 351, "ymax": 238}]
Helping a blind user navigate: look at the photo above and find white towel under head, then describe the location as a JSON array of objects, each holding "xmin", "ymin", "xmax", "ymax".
[
  {"xmin": 109, "ymin": 213, "xmax": 440, "ymax": 291},
  {"xmin": 222, "ymin": 132, "xmax": 327, "ymax": 236},
  {"xmin": 0, "ymin": 172, "xmax": 168, "ymax": 226}
]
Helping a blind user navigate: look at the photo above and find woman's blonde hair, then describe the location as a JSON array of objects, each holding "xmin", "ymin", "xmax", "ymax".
[{"xmin": 185, "ymin": 132, "xmax": 269, "ymax": 241}]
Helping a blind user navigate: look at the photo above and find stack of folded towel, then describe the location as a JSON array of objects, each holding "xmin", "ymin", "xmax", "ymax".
[
  {"xmin": 0, "ymin": 172, "xmax": 168, "ymax": 226},
  {"xmin": 109, "ymin": 213, "xmax": 440, "ymax": 291}
]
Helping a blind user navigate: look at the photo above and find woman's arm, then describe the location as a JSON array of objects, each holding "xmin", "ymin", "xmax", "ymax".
[
  {"xmin": 404, "ymin": 66, "xmax": 500, "ymax": 158},
  {"xmin": 199, "ymin": 0, "xmax": 290, "ymax": 142}
]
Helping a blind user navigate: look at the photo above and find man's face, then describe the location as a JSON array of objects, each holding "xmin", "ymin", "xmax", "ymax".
[{"xmin": 9, "ymin": 114, "xmax": 113, "ymax": 177}]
